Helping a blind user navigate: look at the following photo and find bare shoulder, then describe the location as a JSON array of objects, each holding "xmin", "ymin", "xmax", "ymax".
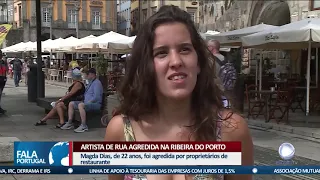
[
  {"xmin": 219, "ymin": 110, "xmax": 254, "ymax": 168},
  {"xmin": 73, "ymin": 81, "xmax": 83, "ymax": 88},
  {"xmin": 105, "ymin": 117, "xmax": 126, "ymax": 180},
  {"xmin": 104, "ymin": 115, "xmax": 125, "ymax": 141},
  {"xmin": 219, "ymin": 110, "xmax": 249, "ymax": 139}
]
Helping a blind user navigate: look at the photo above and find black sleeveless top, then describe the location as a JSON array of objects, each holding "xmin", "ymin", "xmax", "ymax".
[{"xmin": 63, "ymin": 81, "xmax": 85, "ymax": 105}]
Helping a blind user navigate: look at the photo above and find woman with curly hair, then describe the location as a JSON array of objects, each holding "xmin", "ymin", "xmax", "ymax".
[{"xmin": 105, "ymin": 5, "xmax": 253, "ymax": 180}]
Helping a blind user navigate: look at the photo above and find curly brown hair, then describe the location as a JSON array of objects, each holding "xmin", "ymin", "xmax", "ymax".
[{"xmin": 115, "ymin": 5, "xmax": 227, "ymax": 141}]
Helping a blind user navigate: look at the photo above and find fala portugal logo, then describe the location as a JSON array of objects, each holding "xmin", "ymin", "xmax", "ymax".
[{"xmin": 15, "ymin": 141, "xmax": 70, "ymax": 166}]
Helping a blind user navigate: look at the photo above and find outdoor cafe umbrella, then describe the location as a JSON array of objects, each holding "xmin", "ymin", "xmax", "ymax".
[
  {"xmin": 2, "ymin": 42, "xmax": 25, "ymax": 53},
  {"xmin": 75, "ymin": 31, "xmax": 128, "ymax": 51},
  {"xmin": 49, "ymin": 36, "xmax": 79, "ymax": 52},
  {"xmin": 206, "ymin": 23, "xmax": 277, "ymax": 46},
  {"xmin": 56, "ymin": 35, "xmax": 95, "ymax": 52},
  {"xmin": 200, "ymin": 30, "xmax": 220, "ymax": 40},
  {"xmin": 42, "ymin": 38, "xmax": 65, "ymax": 52},
  {"xmin": 107, "ymin": 36, "xmax": 136, "ymax": 54},
  {"xmin": 241, "ymin": 18, "xmax": 320, "ymax": 116}
]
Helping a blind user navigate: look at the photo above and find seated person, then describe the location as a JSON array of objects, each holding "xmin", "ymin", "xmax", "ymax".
[
  {"xmin": 35, "ymin": 68, "xmax": 85, "ymax": 128},
  {"xmin": 61, "ymin": 68, "xmax": 103, "ymax": 132}
]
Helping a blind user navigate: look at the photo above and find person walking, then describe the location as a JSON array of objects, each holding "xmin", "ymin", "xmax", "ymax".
[
  {"xmin": 9, "ymin": 57, "xmax": 23, "ymax": 87},
  {"xmin": 207, "ymin": 40, "xmax": 237, "ymax": 108}
]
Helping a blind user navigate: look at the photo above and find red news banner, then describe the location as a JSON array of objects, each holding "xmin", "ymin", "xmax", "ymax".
[{"xmin": 71, "ymin": 142, "xmax": 242, "ymax": 166}]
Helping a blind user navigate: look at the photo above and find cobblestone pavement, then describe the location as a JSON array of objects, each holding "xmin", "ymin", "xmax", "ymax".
[{"xmin": 0, "ymin": 79, "xmax": 319, "ymax": 179}]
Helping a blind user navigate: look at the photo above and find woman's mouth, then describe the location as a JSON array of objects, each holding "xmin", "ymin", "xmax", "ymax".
[
  {"xmin": 168, "ymin": 72, "xmax": 187, "ymax": 80},
  {"xmin": 168, "ymin": 75, "xmax": 186, "ymax": 80}
]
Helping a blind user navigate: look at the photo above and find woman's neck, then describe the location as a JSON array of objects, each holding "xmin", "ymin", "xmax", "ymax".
[{"xmin": 155, "ymin": 96, "xmax": 193, "ymax": 126}]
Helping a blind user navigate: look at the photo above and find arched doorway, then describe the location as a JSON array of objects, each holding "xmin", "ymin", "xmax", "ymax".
[{"xmin": 249, "ymin": 1, "xmax": 291, "ymax": 26}]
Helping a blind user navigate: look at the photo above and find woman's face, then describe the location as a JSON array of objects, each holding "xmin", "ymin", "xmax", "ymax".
[{"xmin": 153, "ymin": 22, "xmax": 199, "ymax": 100}]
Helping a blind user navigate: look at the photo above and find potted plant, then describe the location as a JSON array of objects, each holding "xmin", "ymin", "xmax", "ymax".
[
  {"xmin": 95, "ymin": 54, "xmax": 108, "ymax": 75},
  {"xmin": 95, "ymin": 53, "xmax": 109, "ymax": 114}
]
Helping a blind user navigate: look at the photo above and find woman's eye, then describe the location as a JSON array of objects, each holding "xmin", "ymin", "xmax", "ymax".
[
  {"xmin": 180, "ymin": 48, "xmax": 190, "ymax": 53},
  {"xmin": 154, "ymin": 51, "xmax": 167, "ymax": 58}
]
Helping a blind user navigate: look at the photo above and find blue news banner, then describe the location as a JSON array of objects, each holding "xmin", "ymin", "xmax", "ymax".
[
  {"xmin": 9, "ymin": 141, "xmax": 320, "ymax": 174},
  {"xmin": 1, "ymin": 166, "xmax": 320, "ymax": 174}
]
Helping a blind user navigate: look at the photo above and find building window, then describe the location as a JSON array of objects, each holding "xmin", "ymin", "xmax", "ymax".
[
  {"xmin": 187, "ymin": 7, "xmax": 197, "ymax": 22},
  {"xmin": 311, "ymin": 0, "xmax": 320, "ymax": 10},
  {"xmin": 18, "ymin": 5, "xmax": 22, "ymax": 27},
  {"xmin": 92, "ymin": 11, "xmax": 101, "ymax": 29},
  {"xmin": 9, "ymin": 5, "xmax": 13, "ymax": 16},
  {"xmin": 7, "ymin": 5, "xmax": 13, "ymax": 22},
  {"xmin": 42, "ymin": 7, "xmax": 51, "ymax": 27},
  {"xmin": 67, "ymin": 8, "xmax": 76, "ymax": 28},
  {"xmin": 189, "ymin": 12, "xmax": 195, "ymax": 22}
]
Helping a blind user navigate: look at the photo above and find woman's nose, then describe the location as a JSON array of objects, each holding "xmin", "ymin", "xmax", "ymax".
[{"xmin": 169, "ymin": 51, "xmax": 183, "ymax": 68}]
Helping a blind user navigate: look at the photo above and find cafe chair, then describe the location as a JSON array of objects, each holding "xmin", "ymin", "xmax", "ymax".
[
  {"xmin": 245, "ymin": 84, "xmax": 266, "ymax": 119},
  {"xmin": 268, "ymin": 90, "xmax": 292, "ymax": 124}
]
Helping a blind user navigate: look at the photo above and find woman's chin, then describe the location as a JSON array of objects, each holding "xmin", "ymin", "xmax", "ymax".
[{"xmin": 165, "ymin": 90, "xmax": 192, "ymax": 100}]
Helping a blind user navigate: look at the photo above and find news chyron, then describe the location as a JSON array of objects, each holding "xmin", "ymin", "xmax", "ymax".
[{"xmin": 4, "ymin": 141, "xmax": 319, "ymax": 175}]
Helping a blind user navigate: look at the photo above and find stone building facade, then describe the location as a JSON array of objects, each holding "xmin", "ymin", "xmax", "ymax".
[
  {"xmin": 6, "ymin": 0, "xmax": 117, "ymax": 46},
  {"xmin": 130, "ymin": 0, "xmax": 199, "ymax": 36},
  {"xmin": 199, "ymin": 0, "xmax": 320, "ymax": 32}
]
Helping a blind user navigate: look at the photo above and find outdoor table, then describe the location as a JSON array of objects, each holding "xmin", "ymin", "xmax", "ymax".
[{"xmin": 249, "ymin": 90, "xmax": 282, "ymax": 122}]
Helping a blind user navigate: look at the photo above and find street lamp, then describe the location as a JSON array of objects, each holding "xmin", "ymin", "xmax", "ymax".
[
  {"xmin": 36, "ymin": 0, "xmax": 45, "ymax": 98},
  {"xmin": 74, "ymin": 2, "xmax": 80, "ymax": 59},
  {"xmin": 48, "ymin": 0, "xmax": 53, "ymax": 61}
]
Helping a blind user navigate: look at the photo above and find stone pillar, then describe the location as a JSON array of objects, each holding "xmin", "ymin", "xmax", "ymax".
[{"xmin": 57, "ymin": 0, "xmax": 63, "ymax": 20}]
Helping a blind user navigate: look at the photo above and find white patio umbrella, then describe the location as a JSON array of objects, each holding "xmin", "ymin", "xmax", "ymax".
[
  {"xmin": 96, "ymin": 32, "xmax": 129, "ymax": 51},
  {"xmin": 2, "ymin": 42, "xmax": 25, "ymax": 52},
  {"xmin": 42, "ymin": 38, "xmax": 65, "ymax": 52},
  {"xmin": 108, "ymin": 36, "xmax": 136, "ymax": 53},
  {"xmin": 21, "ymin": 41, "xmax": 37, "ymax": 52},
  {"xmin": 51, "ymin": 36, "xmax": 80, "ymax": 52},
  {"xmin": 200, "ymin": 30, "xmax": 220, "ymax": 40},
  {"xmin": 242, "ymin": 18, "xmax": 320, "ymax": 116},
  {"xmin": 76, "ymin": 31, "xmax": 128, "ymax": 51},
  {"xmin": 207, "ymin": 23, "xmax": 278, "ymax": 46}
]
